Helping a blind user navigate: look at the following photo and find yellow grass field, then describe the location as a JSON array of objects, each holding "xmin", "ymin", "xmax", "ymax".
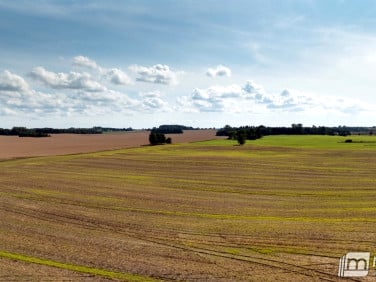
[{"xmin": 1, "ymin": 135, "xmax": 376, "ymax": 281}]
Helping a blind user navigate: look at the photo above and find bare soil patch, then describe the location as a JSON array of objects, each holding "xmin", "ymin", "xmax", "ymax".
[{"xmin": 0, "ymin": 129, "xmax": 218, "ymax": 160}]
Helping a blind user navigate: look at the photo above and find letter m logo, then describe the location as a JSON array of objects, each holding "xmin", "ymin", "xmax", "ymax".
[{"xmin": 338, "ymin": 252, "xmax": 370, "ymax": 277}]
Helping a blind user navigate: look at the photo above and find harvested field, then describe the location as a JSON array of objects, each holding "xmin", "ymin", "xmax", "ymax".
[
  {"xmin": 0, "ymin": 129, "xmax": 219, "ymax": 160},
  {"xmin": 1, "ymin": 135, "xmax": 376, "ymax": 281}
]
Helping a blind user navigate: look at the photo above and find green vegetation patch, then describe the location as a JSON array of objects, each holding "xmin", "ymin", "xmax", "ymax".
[
  {"xmin": 197, "ymin": 135, "xmax": 376, "ymax": 149},
  {"xmin": 0, "ymin": 250, "xmax": 159, "ymax": 282}
]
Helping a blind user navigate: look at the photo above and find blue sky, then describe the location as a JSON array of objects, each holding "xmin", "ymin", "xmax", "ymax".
[{"xmin": 0, "ymin": 0, "xmax": 375, "ymax": 128}]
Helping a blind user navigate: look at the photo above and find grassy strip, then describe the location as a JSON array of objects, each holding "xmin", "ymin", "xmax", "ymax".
[
  {"xmin": 197, "ymin": 135, "xmax": 376, "ymax": 149},
  {"xmin": 0, "ymin": 250, "xmax": 158, "ymax": 282}
]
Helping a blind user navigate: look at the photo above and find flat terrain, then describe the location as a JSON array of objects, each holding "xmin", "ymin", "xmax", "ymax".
[
  {"xmin": 1, "ymin": 135, "xmax": 376, "ymax": 281},
  {"xmin": 0, "ymin": 130, "xmax": 218, "ymax": 159}
]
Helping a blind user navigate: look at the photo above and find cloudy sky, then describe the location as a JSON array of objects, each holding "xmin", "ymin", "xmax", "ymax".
[{"xmin": 0, "ymin": 0, "xmax": 375, "ymax": 128}]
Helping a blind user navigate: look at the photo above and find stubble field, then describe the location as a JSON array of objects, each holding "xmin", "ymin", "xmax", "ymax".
[{"xmin": 1, "ymin": 134, "xmax": 376, "ymax": 281}]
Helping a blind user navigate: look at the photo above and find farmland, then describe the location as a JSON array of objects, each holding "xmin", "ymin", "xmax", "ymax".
[
  {"xmin": 0, "ymin": 130, "xmax": 218, "ymax": 160},
  {"xmin": 1, "ymin": 135, "xmax": 376, "ymax": 281}
]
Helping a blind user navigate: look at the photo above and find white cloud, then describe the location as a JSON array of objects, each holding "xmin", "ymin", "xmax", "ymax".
[
  {"xmin": 206, "ymin": 65, "xmax": 232, "ymax": 77},
  {"xmin": 73, "ymin": 55, "xmax": 100, "ymax": 71},
  {"xmin": 0, "ymin": 70, "xmax": 29, "ymax": 92},
  {"xmin": 130, "ymin": 64, "xmax": 178, "ymax": 85},
  {"xmin": 139, "ymin": 91, "xmax": 169, "ymax": 111},
  {"xmin": 0, "ymin": 65, "xmax": 167, "ymax": 117},
  {"xmin": 73, "ymin": 56, "xmax": 133, "ymax": 86},
  {"xmin": 0, "ymin": 84, "xmax": 72, "ymax": 116},
  {"xmin": 105, "ymin": 68, "xmax": 132, "ymax": 85},
  {"xmin": 0, "ymin": 78, "xmax": 138, "ymax": 117},
  {"xmin": 178, "ymin": 80, "xmax": 370, "ymax": 114},
  {"xmin": 179, "ymin": 84, "xmax": 243, "ymax": 112},
  {"xmin": 0, "ymin": 107, "xmax": 17, "ymax": 116},
  {"xmin": 2, "ymin": 51, "xmax": 373, "ymax": 124},
  {"xmin": 1, "ymin": 58, "xmax": 172, "ymax": 118},
  {"xmin": 29, "ymin": 67, "xmax": 106, "ymax": 92}
]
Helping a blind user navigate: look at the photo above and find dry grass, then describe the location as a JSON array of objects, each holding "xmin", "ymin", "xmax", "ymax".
[{"xmin": 1, "ymin": 136, "xmax": 376, "ymax": 281}]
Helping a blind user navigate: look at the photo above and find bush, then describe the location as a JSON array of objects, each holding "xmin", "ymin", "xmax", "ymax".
[
  {"xmin": 345, "ymin": 139, "xmax": 352, "ymax": 143},
  {"xmin": 149, "ymin": 133, "xmax": 170, "ymax": 145}
]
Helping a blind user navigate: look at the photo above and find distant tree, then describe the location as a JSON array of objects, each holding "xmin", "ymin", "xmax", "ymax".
[
  {"xmin": 216, "ymin": 125, "xmax": 236, "ymax": 138},
  {"xmin": 246, "ymin": 127, "xmax": 258, "ymax": 140},
  {"xmin": 149, "ymin": 133, "xmax": 169, "ymax": 145},
  {"xmin": 291, "ymin": 123, "xmax": 304, "ymax": 134},
  {"xmin": 149, "ymin": 133, "xmax": 158, "ymax": 145},
  {"xmin": 151, "ymin": 125, "xmax": 194, "ymax": 134},
  {"xmin": 228, "ymin": 131, "xmax": 236, "ymax": 140},
  {"xmin": 166, "ymin": 137, "xmax": 172, "ymax": 144},
  {"xmin": 237, "ymin": 131, "xmax": 246, "ymax": 145},
  {"xmin": 156, "ymin": 133, "xmax": 166, "ymax": 144}
]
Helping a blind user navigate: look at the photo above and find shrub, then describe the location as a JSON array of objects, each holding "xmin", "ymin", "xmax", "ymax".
[{"xmin": 149, "ymin": 133, "xmax": 170, "ymax": 145}]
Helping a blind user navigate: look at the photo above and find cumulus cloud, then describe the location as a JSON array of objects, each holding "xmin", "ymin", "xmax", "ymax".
[
  {"xmin": 265, "ymin": 89, "xmax": 314, "ymax": 110},
  {"xmin": 130, "ymin": 64, "xmax": 178, "ymax": 85},
  {"xmin": 0, "ymin": 83, "xmax": 73, "ymax": 116},
  {"xmin": 242, "ymin": 80, "xmax": 273, "ymax": 104},
  {"xmin": 139, "ymin": 91, "xmax": 168, "ymax": 110},
  {"xmin": 0, "ymin": 70, "xmax": 29, "ymax": 92},
  {"xmin": 73, "ymin": 56, "xmax": 133, "ymax": 86},
  {"xmin": 0, "ymin": 78, "xmax": 138, "ymax": 117},
  {"xmin": 29, "ymin": 67, "xmax": 106, "ymax": 92},
  {"xmin": 73, "ymin": 55, "xmax": 100, "ymax": 70},
  {"xmin": 178, "ymin": 80, "xmax": 369, "ymax": 114},
  {"xmin": 178, "ymin": 85, "xmax": 243, "ymax": 112},
  {"xmin": 0, "ymin": 56, "xmax": 178, "ymax": 118},
  {"xmin": 0, "ymin": 66, "xmax": 168, "ymax": 117},
  {"xmin": 105, "ymin": 68, "xmax": 132, "ymax": 85},
  {"xmin": 206, "ymin": 65, "xmax": 232, "ymax": 77}
]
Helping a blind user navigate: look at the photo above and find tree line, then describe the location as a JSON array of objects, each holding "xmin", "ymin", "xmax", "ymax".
[
  {"xmin": 216, "ymin": 124, "xmax": 364, "ymax": 145},
  {"xmin": 151, "ymin": 124, "xmax": 197, "ymax": 134},
  {"xmin": 0, "ymin": 126, "xmax": 137, "ymax": 137},
  {"xmin": 217, "ymin": 124, "xmax": 357, "ymax": 138},
  {"xmin": 0, "ymin": 127, "xmax": 105, "ymax": 137}
]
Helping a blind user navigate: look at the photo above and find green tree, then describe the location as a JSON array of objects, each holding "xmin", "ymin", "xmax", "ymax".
[
  {"xmin": 236, "ymin": 130, "xmax": 246, "ymax": 145},
  {"xmin": 149, "ymin": 133, "xmax": 168, "ymax": 145},
  {"xmin": 149, "ymin": 133, "xmax": 158, "ymax": 145},
  {"xmin": 156, "ymin": 133, "xmax": 166, "ymax": 144}
]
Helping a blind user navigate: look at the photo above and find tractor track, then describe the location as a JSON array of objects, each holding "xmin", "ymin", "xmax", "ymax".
[{"xmin": 0, "ymin": 204, "xmax": 358, "ymax": 282}]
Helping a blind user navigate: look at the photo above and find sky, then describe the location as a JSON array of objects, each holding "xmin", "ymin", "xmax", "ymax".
[{"xmin": 0, "ymin": 0, "xmax": 375, "ymax": 128}]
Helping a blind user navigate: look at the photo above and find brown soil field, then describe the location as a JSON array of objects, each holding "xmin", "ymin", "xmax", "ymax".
[
  {"xmin": 1, "ymin": 136, "xmax": 376, "ymax": 281},
  {"xmin": 0, "ymin": 129, "xmax": 219, "ymax": 159}
]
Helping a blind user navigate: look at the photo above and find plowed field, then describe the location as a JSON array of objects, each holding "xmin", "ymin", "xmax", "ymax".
[
  {"xmin": 1, "ymin": 135, "xmax": 376, "ymax": 281},
  {"xmin": 0, "ymin": 130, "xmax": 219, "ymax": 159}
]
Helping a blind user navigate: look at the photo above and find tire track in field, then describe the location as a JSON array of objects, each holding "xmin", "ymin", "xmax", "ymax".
[
  {"xmin": 4, "ymin": 191, "xmax": 373, "ymax": 248},
  {"xmin": 0, "ymin": 250, "xmax": 159, "ymax": 282},
  {"xmin": 0, "ymin": 205, "xmax": 353, "ymax": 281},
  {"xmin": 2, "ymin": 193, "xmax": 367, "ymax": 277},
  {"xmin": 1, "ymin": 205, "xmax": 358, "ymax": 282}
]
